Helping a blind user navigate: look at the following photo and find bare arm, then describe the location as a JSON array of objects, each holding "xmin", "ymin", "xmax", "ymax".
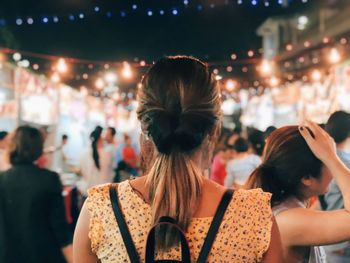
[
  {"xmin": 62, "ymin": 245, "xmax": 73, "ymax": 263},
  {"xmin": 276, "ymin": 207, "xmax": 350, "ymax": 247},
  {"xmin": 73, "ymin": 201, "xmax": 100, "ymax": 263},
  {"xmin": 261, "ymin": 217, "xmax": 283, "ymax": 263},
  {"xmin": 300, "ymin": 120, "xmax": 350, "ymax": 211}
]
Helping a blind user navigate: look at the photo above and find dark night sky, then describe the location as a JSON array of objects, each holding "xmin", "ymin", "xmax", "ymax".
[{"xmin": 0, "ymin": 0, "xmax": 314, "ymax": 62}]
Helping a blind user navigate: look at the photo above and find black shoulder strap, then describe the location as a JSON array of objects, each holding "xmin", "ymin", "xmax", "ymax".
[
  {"xmin": 109, "ymin": 184, "xmax": 140, "ymax": 263},
  {"xmin": 145, "ymin": 216, "xmax": 191, "ymax": 263},
  {"xmin": 197, "ymin": 189, "xmax": 234, "ymax": 263}
]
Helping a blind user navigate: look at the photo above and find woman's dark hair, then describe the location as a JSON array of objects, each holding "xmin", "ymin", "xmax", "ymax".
[
  {"xmin": 9, "ymin": 126, "xmax": 43, "ymax": 165},
  {"xmin": 233, "ymin": 137, "xmax": 249, "ymax": 153},
  {"xmin": 247, "ymin": 128, "xmax": 265, "ymax": 156},
  {"xmin": 264, "ymin": 126, "xmax": 276, "ymax": 139},
  {"xmin": 0, "ymin": 131, "xmax": 8, "ymax": 141},
  {"xmin": 137, "ymin": 56, "xmax": 221, "ymax": 250},
  {"xmin": 246, "ymin": 126, "xmax": 323, "ymax": 206},
  {"xmin": 326, "ymin": 111, "xmax": 350, "ymax": 144},
  {"xmin": 90, "ymin": 126, "xmax": 103, "ymax": 170}
]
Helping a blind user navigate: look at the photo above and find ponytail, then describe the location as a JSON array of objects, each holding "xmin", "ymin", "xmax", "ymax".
[
  {"xmin": 146, "ymin": 152, "xmax": 203, "ymax": 250},
  {"xmin": 92, "ymin": 139, "xmax": 100, "ymax": 170},
  {"xmin": 90, "ymin": 126, "xmax": 103, "ymax": 170}
]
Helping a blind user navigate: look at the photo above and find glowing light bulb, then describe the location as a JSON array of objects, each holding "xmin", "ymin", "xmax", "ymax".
[
  {"xmin": 122, "ymin": 62, "xmax": 133, "ymax": 79},
  {"xmin": 51, "ymin": 73, "xmax": 60, "ymax": 83},
  {"xmin": 329, "ymin": 48, "xmax": 341, "ymax": 64},
  {"xmin": 311, "ymin": 70, "xmax": 322, "ymax": 82},
  {"xmin": 226, "ymin": 79, "xmax": 237, "ymax": 91},
  {"xmin": 56, "ymin": 58, "xmax": 68, "ymax": 73},
  {"xmin": 95, "ymin": 78, "xmax": 105, "ymax": 90}
]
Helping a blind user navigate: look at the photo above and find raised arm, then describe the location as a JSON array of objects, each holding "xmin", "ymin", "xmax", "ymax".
[{"xmin": 299, "ymin": 120, "xmax": 350, "ymax": 211}]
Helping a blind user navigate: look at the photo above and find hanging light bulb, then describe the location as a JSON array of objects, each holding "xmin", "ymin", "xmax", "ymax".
[
  {"xmin": 51, "ymin": 72, "xmax": 60, "ymax": 83},
  {"xmin": 225, "ymin": 79, "xmax": 237, "ymax": 91},
  {"xmin": 260, "ymin": 60, "xmax": 272, "ymax": 76},
  {"xmin": 269, "ymin": 76, "xmax": 279, "ymax": 87},
  {"xmin": 329, "ymin": 48, "xmax": 341, "ymax": 64},
  {"xmin": 122, "ymin": 62, "xmax": 133, "ymax": 79},
  {"xmin": 56, "ymin": 58, "xmax": 68, "ymax": 73},
  {"xmin": 311, "ymin": 70, "xmax": 322, "ymax": 82},
  {"xmin": 95, "ymin": 78, "xmax": 105, "ymax": 90}
]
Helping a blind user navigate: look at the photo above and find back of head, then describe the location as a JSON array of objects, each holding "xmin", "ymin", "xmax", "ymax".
[
  {"xmin": 137, "ymin": 56, "xmax": 221, "ymax": 249},
  {"xmin": 0, "ymin": 131, "xmax": 8, "ymax": 141},
  {"xmin": 9, "ymin": 126, "xmax": 43, "ymax": 165},
  {"xmin": 247, "ymin": 128, "xmax": 265, "ymax": 156},
  {"xmin": 246, "ymin": 126, "xmax": 322, "ymax": 206},
  {"xmin": 108, "ymin": 127, "xmax": 116, "ymax": 137},
  {"xmin": 326, "ymin": 111, "xmax": 350, "ymax": 144},
  {"xmin": 233, "ymin": 137, "xmax": 249, "ymax": 153}
]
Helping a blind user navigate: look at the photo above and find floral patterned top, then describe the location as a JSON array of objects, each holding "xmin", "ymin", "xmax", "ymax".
[{"xmin": 87, "ymin": 180, "xmax": 272, "ymax": 263}]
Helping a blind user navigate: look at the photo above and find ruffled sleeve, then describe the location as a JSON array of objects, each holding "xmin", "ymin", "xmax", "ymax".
[
  {"xmin": 86, "ymin": 183, "xmax": 111, "ymax": 254},
  {"xmin": 230, "ymin": 188, "xmax": 273, "ymax": 262},
  {"xmin": 250, "ymin": 189, "xmax": 273, "ymax": 261}
]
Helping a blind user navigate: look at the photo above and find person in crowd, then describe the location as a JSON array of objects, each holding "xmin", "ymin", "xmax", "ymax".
[
  {"xmin": 264, "ymin": 126, "xmax": 276, "ymax": 140},
  {"xmin": 114, "ymin": 133, "xmax": 139, "ymax": 181},
  {"xmin": 0, "ymin": 131, "xmax": 9, "ymax": 172},
  {"xmin": 322, "ymin": 111, "xmax": 350, "ymax": 261},
  {"xmin": 247, "ymin": 127, "xmax": 265, "ymax": 156},
  {"xmin": 55, "ymin": 134, "xmax": 71, "ymax": 173},
  {"xmin": 73, "ymin": 56, "xmax": 282, "ymax": 262},
  {"xmin": 225, "ymin": 137, "xmax": 261, "ymax": 189},
  {"xmin": 0, "ymin": 126, "xmax": 72, "ymax": 263},
  {"xmin": 210, "ymin": 138, "xmax": 235, "ymax": 185},
  {"xmin": 246, "ymin": 121, "xmax": 350, "ymax": 263},
  {"xmin": 78, "ymin": 126, "xmax": 112, "ymax": 196},
  {"xmin": 104, "ymin": 127, "xmax": 117, "ymax": 181},
  {"xmin": 227, "ymin": 126, "xmax": 241, "ymax": 145}
]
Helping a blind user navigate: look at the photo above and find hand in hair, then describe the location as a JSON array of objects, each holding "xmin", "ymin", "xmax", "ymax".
[{"xmin": 299, "ymin": 120, "xmax": 337, "ymax": 165}]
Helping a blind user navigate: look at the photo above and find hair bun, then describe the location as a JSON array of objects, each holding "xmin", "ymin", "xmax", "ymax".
[{"xmin": 147, "ymin": 111, "xmax": 216, "ymax": 155}]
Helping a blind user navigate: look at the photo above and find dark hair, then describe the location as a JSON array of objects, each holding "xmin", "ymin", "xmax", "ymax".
[
  {"xmin": 137, "ymin": 56, "xmax": 221, "ymax": 250},
  {"xmin": 90, "ymin": 126, "xmax": 103, "ymax": 169},
  {"xmin": 0, "ymin": 131, "xmax": 8, "ymax": 140},
  {"xmin": 246, "ymin": 126, "xmax": 323, "ymax": 206},
  {"xmin": 62, "ymin": 134, "xmax": 68, "ymax": 141},
  {"xmin": 247, "ymin": 128, "xmax": 265, "ymax": 156},
  {"xmin": 108, "ymin": 127, "xmax": 116, "ymax": 137},
  {"xmin": 233, "ymin": 137, "xmax": 249, "ymax": 153},
  {"xmin": 264, "ymin": 126, "xmax": 276, "ymax": 139},
  {"xmin": 9, "ymin": 126, "xmax": 43, "ymax": 165},
  {"xmin": 326, "ymin": 111, "xmax": 350, "ymax": 144}
]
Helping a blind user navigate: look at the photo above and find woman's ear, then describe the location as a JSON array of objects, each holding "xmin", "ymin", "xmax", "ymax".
[{"xmin": 301, "ymin": 176, "xmax": 314, "ymax": 187}]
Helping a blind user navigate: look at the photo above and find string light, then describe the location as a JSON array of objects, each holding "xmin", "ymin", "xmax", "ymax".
[
  {"xmin": 286, "ymin": 44, "xmax": 293, "ymax": 51},
  {"xmin": 269, "ymin": 76, "xmax": 279, "ymax": 87},
  {"xmin": 122, "ymin": 62, "xmax": 132, "ymax": 79},
  {"xmin": 51, "ymin": 72, "xmax": 60, "ymax": 83},
  {"xmin": 12, "ymin": 52, "xmax": 21, "ymax": 61},
  {"xmin": 95, "ymin": 78, "xmax": 105, "ymax": 90},
  {"xmin": 329, "ymin": 48, "xmax": 341, "ymax": 64},
  {"xmin": 56, "ymin": 58, "xmax": 68, "ymax": 73},
  {"xmin": 311, "ymin": 69, "xmax": 322, "ymax": 82},
  {"xmin": 260, "ymin": 60, "xmax": 272, "ymax": 76},
  {"xmin": 225, "ymin": 79, "xmax": 237, "ymax": 91},
  {"xmin": 105, "ymin": 72, "xmax": 118, "ymax": 83},
  {"xmin": 5, "ymin": 1, "xmax": 309, "ymax": 27}
]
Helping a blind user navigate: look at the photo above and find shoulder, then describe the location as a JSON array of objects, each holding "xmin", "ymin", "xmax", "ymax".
[
  {"xmin": 231, "ymin": 188, "xmax": 271, "ymax": 210},
  {"xmin": 249, "ymin": 154, "xmax": 261, "ymax": 162},
  {"xmin": 86, "ymin": 181, "xmax": 131, "ymax": 213},
  {"xmin": 223, "ymin": 188, "xmax": 273, "ymax": 261}
]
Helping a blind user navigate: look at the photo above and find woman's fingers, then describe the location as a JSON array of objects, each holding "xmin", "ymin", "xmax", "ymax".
[{"xmin": 299, "ymin": 125, "xmax": 314, "ymax": 144}]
